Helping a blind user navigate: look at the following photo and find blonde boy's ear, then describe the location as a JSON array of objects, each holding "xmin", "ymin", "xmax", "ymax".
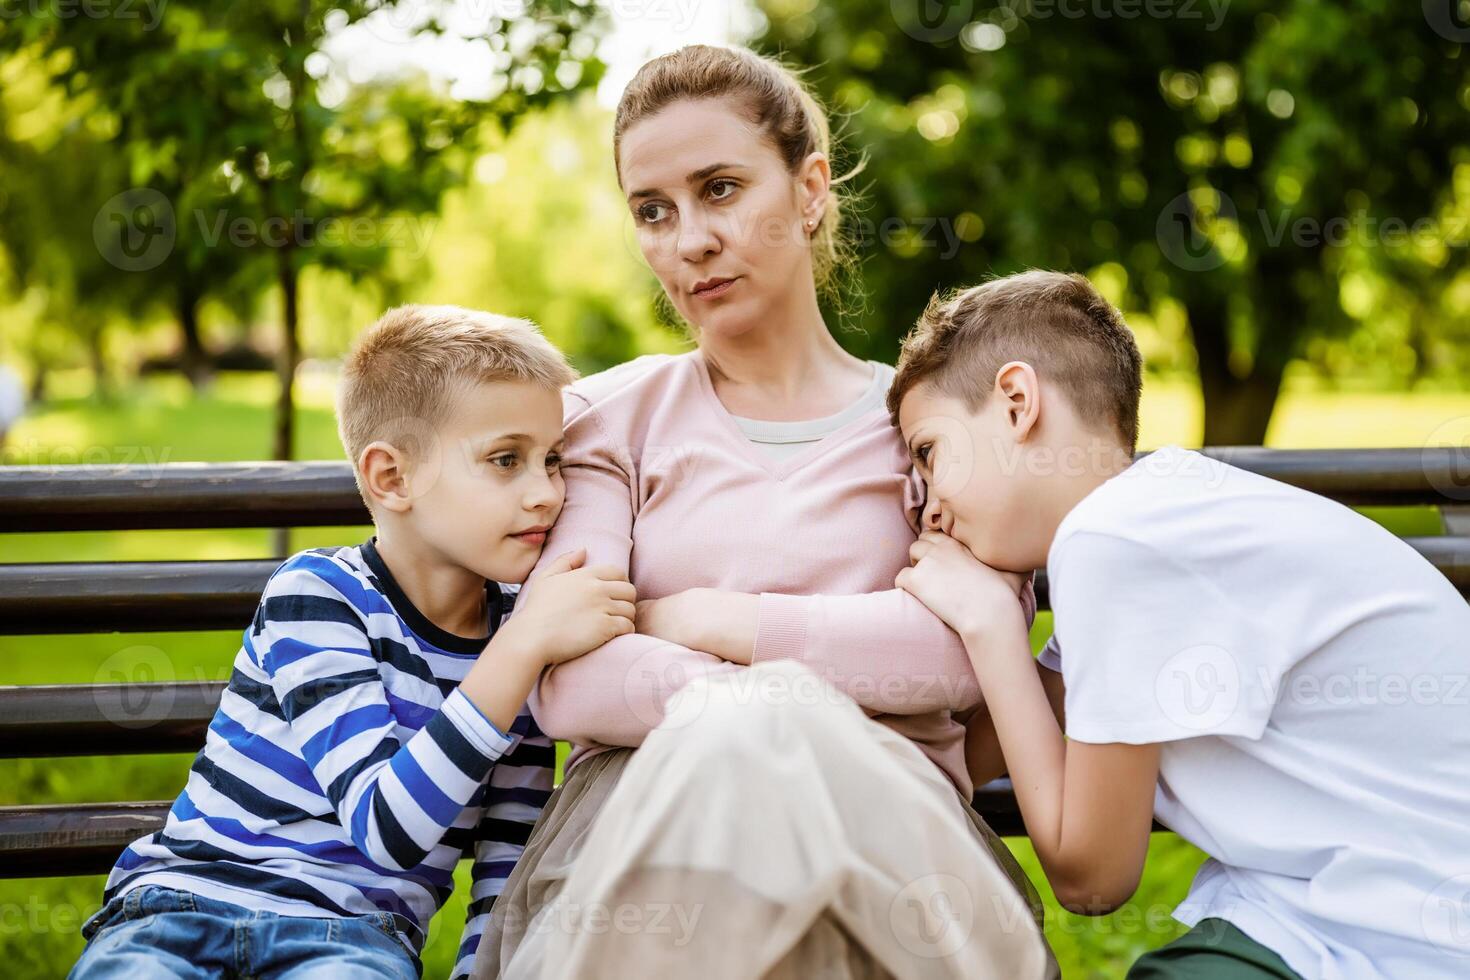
[
  {"xmin": 358, "ymin": 441, "xmax": 414, "ymax": 514},
  {"xmin": 994, "ymin": 360, "xmax": 1041, "ymax": 443}
]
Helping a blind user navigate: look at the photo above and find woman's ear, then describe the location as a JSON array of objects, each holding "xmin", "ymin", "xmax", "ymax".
[
  {"xmin": 358, "ymin": 441, "xmax": 414, "ymax": 514},
  {"xmin": 796, "ymin": 151, "xmax": 832, "ymax": 231},
  {"xmin": 994, "ymin": 361, "xmax": 1041, "ymax": 443}
]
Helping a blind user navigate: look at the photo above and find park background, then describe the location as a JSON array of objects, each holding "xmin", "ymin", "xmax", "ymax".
[{"xmin": 2, "ymin": 0, "xmax": 1469, "ymax": 976}]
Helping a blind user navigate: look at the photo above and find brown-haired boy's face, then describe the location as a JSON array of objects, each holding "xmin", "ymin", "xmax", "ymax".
[
  {"xmin": 898, "ymin": 382, "xmax": 1047, "ymax": 573},
  {"xmin": 395, "ymin": 380, "xmax": 566, "ymax": 585}
]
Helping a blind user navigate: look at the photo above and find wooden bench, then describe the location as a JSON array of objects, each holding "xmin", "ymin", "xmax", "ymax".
[{"xmin": 3, "ymin": 448, "xmax": 1469, "ymax": 879}]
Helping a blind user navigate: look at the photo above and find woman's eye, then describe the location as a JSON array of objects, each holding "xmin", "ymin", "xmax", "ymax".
[
  {"xmin": 637, "ymin": 202, "xmax": 670, "ymax": 224},
  {"xmin": 707, "ymin": 179, "xmax": 736, "ymax": 200}
]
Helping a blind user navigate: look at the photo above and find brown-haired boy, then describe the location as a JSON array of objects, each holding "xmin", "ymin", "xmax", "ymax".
[
  {"xmin": 890, "ymin": 271, "xmax": 1470, "ymax": 980},
  {"xmin": 72, "ymin": 306, "xmax": 635, "ymax": 980}
]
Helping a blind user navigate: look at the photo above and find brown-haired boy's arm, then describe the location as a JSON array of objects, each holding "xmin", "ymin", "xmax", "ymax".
[
  {"xmin": 898, "ymin": 532, "xmax": 1157, "ymax": 915},
  {"xmin": 962, "ymin": 659, "xmax": 1065, "ymax": 790}
]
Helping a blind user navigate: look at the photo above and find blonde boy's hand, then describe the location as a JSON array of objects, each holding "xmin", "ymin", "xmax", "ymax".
[
  {"xmin": 504, "ymin": 548, "xmax": 637, "ymax": 665},
  {"xmin": 896, "ymin": 531, "xmax": 1029, "ymax": 646}
]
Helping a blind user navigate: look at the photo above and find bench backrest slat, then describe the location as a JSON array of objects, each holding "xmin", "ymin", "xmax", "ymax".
[{"xmin": 4, "ymin": 447, "xmax": 1468, "ymax": 532}]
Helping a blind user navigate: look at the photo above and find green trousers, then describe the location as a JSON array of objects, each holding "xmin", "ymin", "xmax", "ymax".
[{"xmin": 1128, "ymin": 918, "xmax": 1303, "ymax": 979}]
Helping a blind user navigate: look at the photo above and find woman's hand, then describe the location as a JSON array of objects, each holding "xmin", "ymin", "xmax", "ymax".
[{"xmin": 636, "ymin": 588, "xmax": 759, "ymax": 664}]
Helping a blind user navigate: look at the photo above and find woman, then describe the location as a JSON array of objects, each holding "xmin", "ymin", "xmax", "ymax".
[{"xmin": 471, "ymin": 45, "xmax": 1056, "ymax": 980}]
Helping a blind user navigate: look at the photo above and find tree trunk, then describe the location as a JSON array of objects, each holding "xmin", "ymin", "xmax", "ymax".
[
  {"xmin": 1186, "ymin": 299, "xmax": 1287, "ymax": 446},
  {"xmin": 273, "ymin": 257, "xmax": 299, "ymax": 463},
  {"xmin": 179, "ymin": 289, "xmax": 212, "ymax": 391},
  {"xmin": 271, "ymin": 256, "xmax": 299, "ymax": 558},
  {"xmin": 87, "ymin": 322, "xmax": 110, "ymax": 402},
  {"xmin": 1199, "ymin": 366, "xmax": 1285, "ymax": 446},
  {"xmin": 28, "ymin": 365, "xmax": 46, "ymax": 404}
]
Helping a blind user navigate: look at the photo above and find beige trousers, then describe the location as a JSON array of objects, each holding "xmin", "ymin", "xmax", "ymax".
[{"xmin": 472, "ymin": 660, "xmax": 1057, "ymax": 980}]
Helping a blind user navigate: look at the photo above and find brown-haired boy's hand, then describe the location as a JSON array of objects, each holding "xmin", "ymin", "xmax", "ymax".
[
  {"xmin": 896, "ymin": 531, "xmax": 1029, "ymax": 649},
  {"xmin": 501, "ymin": 548, "xmax": 637, "ymax": 666}
]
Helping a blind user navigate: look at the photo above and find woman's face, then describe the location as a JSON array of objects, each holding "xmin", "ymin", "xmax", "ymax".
[{"xmin": 618, "ymin": 97, "xmax": 828, "ymax": 340}]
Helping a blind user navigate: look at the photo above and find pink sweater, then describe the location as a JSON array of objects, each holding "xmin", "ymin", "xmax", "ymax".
[{"xmin": 526, "ymin": 350, "xmax": 986, "ymax": 797}]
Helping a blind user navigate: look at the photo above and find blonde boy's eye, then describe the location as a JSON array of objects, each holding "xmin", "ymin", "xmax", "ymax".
[
  {"xmin": 489, "ymin": 453, "xmax": 517, "ymax": 470},
  {"xmin": 546, "ymin": 453, "xmax": 563, "ymax": 469}
]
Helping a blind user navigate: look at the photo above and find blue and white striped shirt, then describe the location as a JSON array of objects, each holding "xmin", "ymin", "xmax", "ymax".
[{"xmin": 103, "ymin": 540, "xmax": 553, "ymax": 979}]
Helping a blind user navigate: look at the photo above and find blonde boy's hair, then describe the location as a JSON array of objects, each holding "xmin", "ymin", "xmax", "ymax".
[
  {"xmin": 887, "ymin": 270, "xmax": 1143, "ymax": 452},
  {"xmin": 338, "ymin": 305, "xmax": 578, "ymax": 505}
]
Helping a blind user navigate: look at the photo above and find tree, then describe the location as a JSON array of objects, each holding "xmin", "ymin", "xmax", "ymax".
[
  {"xmin": 0, "ymin": 50, "xmax": 159, "ymax": 399},
  {"xmin": 760, "ymin": 0, "xmax": 1470, "ymax": 443},
  {"xmin": 3, "ymin": 0, "xmax": 606, "ymax": 458}
]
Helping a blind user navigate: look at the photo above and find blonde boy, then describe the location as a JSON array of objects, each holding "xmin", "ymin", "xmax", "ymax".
[{"xmin": 72, "ymin": 306, "xmax": 635, "ymax": 980}]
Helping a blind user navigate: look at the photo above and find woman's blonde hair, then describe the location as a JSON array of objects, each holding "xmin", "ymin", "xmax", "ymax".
[{"xmin": 613, "ymin": 44, "xmax": 863, "ymax": 303}]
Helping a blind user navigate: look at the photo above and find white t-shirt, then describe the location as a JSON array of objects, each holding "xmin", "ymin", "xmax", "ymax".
[
  {"xmin": 730, "ymin": 362, "xmax": 894, "ymax": 462},
  {"xmin": 0, "ymin": 365, "xmax": 24, "ymax": 431},
  {"xmin": 1042, "ymin": 445, "xmax": 1470, "ymax": 979}
]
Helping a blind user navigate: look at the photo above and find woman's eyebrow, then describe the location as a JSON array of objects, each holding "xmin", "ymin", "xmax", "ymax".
[{"xmin": 627, "ymin": 161, "xmax": 746, "ymax": 200}]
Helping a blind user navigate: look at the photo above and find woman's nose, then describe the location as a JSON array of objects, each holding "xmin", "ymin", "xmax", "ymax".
[{"xmin": 677, "ymin": 209, "xmax": 720, "ymax": 262}]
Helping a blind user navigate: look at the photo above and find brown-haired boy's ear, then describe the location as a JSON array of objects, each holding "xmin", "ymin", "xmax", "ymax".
[
  {"xmin": 994, "ymin": 360, "xmax": 1041, "ymax": 443},
  {"xmin": 358, "ymin": 442, "xmax": 414, "ymax": 514}
]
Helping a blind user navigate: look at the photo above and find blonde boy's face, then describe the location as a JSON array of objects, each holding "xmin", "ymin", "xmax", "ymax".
[
  {"xmin": 898, "ymin": 382, "xmax": 1044, "ymax": 573},
  {"xmin": 399, "ymin": 380, "xmax": 566, "ymax": 585}
]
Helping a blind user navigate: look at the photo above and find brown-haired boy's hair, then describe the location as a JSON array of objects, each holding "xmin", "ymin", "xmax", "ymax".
[
  {"xmin": 887, "ymin": 270, "xmax": 1143, "ymax": 452},
  {"xmin": 338, "ymin": 304, "xmax": 578, "ymax": 507}
]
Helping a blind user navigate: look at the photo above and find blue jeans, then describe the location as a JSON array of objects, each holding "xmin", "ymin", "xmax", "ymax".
[{"xmin": 69, "ymin": 884, "xmax": 420, "ymax": 979}]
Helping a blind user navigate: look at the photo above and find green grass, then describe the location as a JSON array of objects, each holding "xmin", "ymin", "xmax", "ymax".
[{"xmin": 2, "ymin": 371, "xmax": 1466, "ymax": 978}]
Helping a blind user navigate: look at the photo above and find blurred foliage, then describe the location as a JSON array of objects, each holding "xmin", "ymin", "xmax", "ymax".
[
  {"xmin": 1, "ymin": 0, "xmax": 1469, "ymax": 446},
  {"xmin": 757, "ymin": 0, "xmax": 1470, "ymax": 443},
  {"xmin": 0, "ymin": 0, "xmax": 608, "ymax": 456}
]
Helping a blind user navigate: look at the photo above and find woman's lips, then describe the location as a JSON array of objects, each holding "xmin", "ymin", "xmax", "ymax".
[{"xmin": 692, "ymin": 277, "xmax": 737, "ymax": 299}]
